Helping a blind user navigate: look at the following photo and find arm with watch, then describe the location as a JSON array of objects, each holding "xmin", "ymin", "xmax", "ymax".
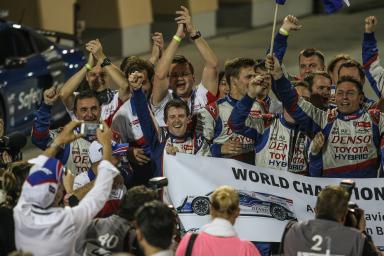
[
  {"xmin": 151, "ymin": 19, "xmax": 186, "ymax": 106},
  {"xmin": 88, "ymin": 39, "xmax": 130, "ymax": 96},
  {"xmin": 59, "ymin": 52, "xmax": 94, "ymax": 111},
  {"xmin": 178, "ymin": 6, "xmax": 219, "ymax": 95}
]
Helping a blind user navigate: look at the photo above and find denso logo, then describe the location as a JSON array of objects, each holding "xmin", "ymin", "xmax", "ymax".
[{"xmin": 18, "ymin": 88, "xmax": 42, "ymax": 110}]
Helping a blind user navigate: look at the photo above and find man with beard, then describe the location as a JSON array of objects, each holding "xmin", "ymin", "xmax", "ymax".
[{"xmin": 304, "ymin": 71, "xmax": 332, "ymax": 110}]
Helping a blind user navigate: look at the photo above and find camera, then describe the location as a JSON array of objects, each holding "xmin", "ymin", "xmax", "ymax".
[
  {"xmin": 0, "ymin": 133, "xmax": 27, "ymax": 168},
  {"xmin": 80, "ymin": 123, "xmax": 103, "ymax": 136},
  {"xmin": 340, "ymin": 179, "xmax": 363, "ymax": 229}
]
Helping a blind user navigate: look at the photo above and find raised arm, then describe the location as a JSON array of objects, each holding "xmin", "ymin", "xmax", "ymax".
[
  {"xmin": 59, "ymin": 53, "xmax": 94, "ymax": 110},
  {"xmin": 228, "ymin": 75, "xmax": 267, "ymax": 141},
  {"xmin": 87, "ymin": 39, "xmax": 129, "ymax": 93},
  {"xmin": 130, "ymin": 72, "xmax": 160, "ymax": 152},
  {"xmin": 32, "ymin": 85, "xmax": 60, "ymax": 149},
  {"xmin": 178, "ymin": 6, "xmax": 219, "ymax": 94},
  {"xmin": 362, "ymin": 16, "xmax": 384, "ymax": 98},
  {"xmin": 148, "ymin": 32, "xmax": 164, "ymax": 66},
  {"xmin": 72, "ymin": 123, "xmax": 119, "ymax": 233},
  {"xmin": 271, "ymin": 15, "xmax": 302, "ymax": 64},
  {"xmin": 151, "ymin": 24, "xmax": 185, "ymax": 106},
  {"xmin": 266, "ymin": 55, "xmax": 325, "ymax": 134}
]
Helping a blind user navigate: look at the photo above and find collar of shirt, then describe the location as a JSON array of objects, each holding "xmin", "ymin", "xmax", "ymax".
[
  {"xmin": 337, "ymin": 109, "xmax": 364, "ymax": 121},
  {"xmin": 200, "ymin": 217, "xmax": 237, "ymax": 237},
  {"xmin": 151, "ymin": 249, "xmax": 174, "ymax": 256}
]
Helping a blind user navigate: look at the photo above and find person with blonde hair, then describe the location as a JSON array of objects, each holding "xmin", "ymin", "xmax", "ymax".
[{"xmin": 176, "ymin": 185, "xmax": 260, "ymax": 256}]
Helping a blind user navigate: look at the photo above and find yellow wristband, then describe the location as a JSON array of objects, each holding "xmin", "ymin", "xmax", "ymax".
[
  {"xmin": 173, "ymin": 35, "xmax": 182, "ymax": 43},
  {"xmin": 85, "ymin": 63, "xmax": 92, "ymax": 70},
  {"xmin": 279, "ymin": 28, "xmax": 289, "ymax": 36}
]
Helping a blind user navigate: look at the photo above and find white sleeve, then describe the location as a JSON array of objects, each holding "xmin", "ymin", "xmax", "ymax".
[
  {"xmin": 71, "ymin": 160, "xmax": 119, "ymax": 234},
  {"xmin": 150, "ymin": 91, "xmax": 172, "ymax": 127}
]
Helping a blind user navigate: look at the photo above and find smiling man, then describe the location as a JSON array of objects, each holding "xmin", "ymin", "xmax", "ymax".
[
  {"xmin": 129, "ymin": 71, "xmax": 210, "ymax": 177},
  {"xmin": 267, "ymin": 54, "xmax": 384, "ymax": 178}
]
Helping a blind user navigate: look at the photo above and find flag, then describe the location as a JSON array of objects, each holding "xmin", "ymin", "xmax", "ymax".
[
  {"xmin": 323, "ymin": 0, "xmax": 350, "ymax": 14},
  {"xmin": 275, "ymin": 0, "xmax": 286, "ymax": 5}
]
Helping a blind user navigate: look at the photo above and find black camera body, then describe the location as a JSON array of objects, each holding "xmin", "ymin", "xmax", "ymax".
[{"xmin": 340, "ymin": 179, "xmax": 363, "ymax": 229}]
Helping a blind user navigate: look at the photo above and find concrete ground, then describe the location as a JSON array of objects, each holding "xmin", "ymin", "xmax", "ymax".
[{"xmin": 22, "ymin": 6, "xmax": 384, "ymax": 160}]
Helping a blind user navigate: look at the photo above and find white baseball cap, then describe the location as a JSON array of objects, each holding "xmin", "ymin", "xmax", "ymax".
[{"xmin": 88, "ymin": 140, "xmax": 129, "ymax": 164}]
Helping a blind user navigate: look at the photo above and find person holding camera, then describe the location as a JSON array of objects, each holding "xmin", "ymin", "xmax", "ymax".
[
  {"xmin": 281, "ymin": 185, "xmax": 380, "ymax": 255},
  {"xmin": 32, "ymin": 86, "xmax": 103, "ymax": 177},
  {"xmin": 14, "ymin": 120, "xmax": 120, "ymax": 256}
]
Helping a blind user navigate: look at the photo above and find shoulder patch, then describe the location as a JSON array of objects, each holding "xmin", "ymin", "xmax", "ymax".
[
  {"xmin": 205, "ymin": 102, "xmax": 219, "ymax": 119},
  {"xmin": 368, "ymin": 108, "xmax": 380, "ymax": 125}
]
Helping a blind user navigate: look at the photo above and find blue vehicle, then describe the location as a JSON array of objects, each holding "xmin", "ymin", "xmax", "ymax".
[
  {"xmin": 177, "ymin": 190, "xmax": 296, "ymax": 221},
  {"xmin": 0, "ymin": 19, "xmax": 85, "ymax": 134}
]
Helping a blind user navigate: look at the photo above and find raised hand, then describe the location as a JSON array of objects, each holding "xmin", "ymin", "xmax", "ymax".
[
  {"xmin": 175, "ymin": 6, "xmax": 196, "ymax": 36},
  {"xmin": 96, "ymin": 121, "xmax": 111, "ymax": 147},
  {"xmin": 44, "ymin": 85, "xmax": 60, "ymax": 106},
  {"xmin": 128, "ymin": 71, "xmax": 145, "ymax": 91},
  {"xmin": 86, "ymin": 39, "xmax": 106, "ymax": 61},
  {"xmin": 365, "ymin": 16, "xmax": 377, "ymax": 33},
  {"xmin": 247, "ymin": 75, "xmax": 269, "ymax": 99},
  {"xmin": 53, "ymin": 120, "xmax": 84, "ymax": 146},
  {"xmin": 265, "ymin": 54, "xmax": 283, "ymax": 80},
  {"xmin": 281, "ymin": 15, "xmax": 302, "ymax": 33}
]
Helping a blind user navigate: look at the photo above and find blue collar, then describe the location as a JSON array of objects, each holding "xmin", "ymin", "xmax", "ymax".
[{"xmin": 337, "ymin": 109, "xmax": 364, "ymax": 121}]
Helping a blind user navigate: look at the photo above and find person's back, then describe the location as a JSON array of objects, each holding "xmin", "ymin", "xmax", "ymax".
[
  {"xmin": 281, "ymin": 185, "xmax": 380, "ymax": 256},
  {"xmin": 178, "ymin": 231, "xmax": 257, "ymax": 256},
  {"xmin": 284, "ymin": 219, "xmax": 365, "ymax": 256}
]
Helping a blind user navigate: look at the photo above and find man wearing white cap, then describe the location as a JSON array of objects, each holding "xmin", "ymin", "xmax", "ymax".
[
  {"xmin": 14, "ymin": 120, "xmax": 119, "ymax": 256},
  {"xmin": 68, "ymin": 140, "xmax": 129, "ymax": 217}
]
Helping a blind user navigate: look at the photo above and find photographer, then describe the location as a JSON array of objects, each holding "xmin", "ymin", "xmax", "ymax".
[
  {"xmin": 0, "ymin": 118, "xmax": 27, "ymax": 169},
  {"xmin": 281, "ymin": 185, "xmax": 380, "ymax": 255},
  {"xmin": 14, "ymin": 120, "xmax": 120, "ymax": 255}
]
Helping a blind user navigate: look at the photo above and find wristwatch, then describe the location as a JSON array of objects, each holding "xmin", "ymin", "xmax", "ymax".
[
  {"xmin": 100, "ymin": 57, "xmax": 112, "ymax": 68},
  {"xmin": 190, "ymin": 31, "xmax": 202, "ymax": 41}
]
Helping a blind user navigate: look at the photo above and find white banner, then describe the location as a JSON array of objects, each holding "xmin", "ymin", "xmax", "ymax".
[{"xmin": 164, "ymin": 153, "xmax": 384, "ymax": 248}]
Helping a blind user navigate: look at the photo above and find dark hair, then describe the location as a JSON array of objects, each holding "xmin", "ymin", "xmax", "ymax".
[
  {"xmin": 224, "ymin": 57, "xmax": 256, "ymax": 85},
  {"xmin": 299, "ymin": 48, "xmax": 325, "ymax": 66},
  {"xmin": 304, "ymin": 71, "xmax": 331, "ymax": 92},
  {"xmin": 135, "ymin": 201, "xmax": 175, "ymax": 250},
  {"xmin": 292, "ymin": 80, "xmax": 310, "ymax": 89},
  {"xmin": 327, "ymin": 54, "xmax": 351, "ymax": 74},
  {"xmin": 316, "ymin": 185, "xmax": 349, "ymax": 221},
  {"xmin": 218, "ymin": 71, "xmax": 225, "ymax": 84},
  {"xmin": 118, "ymin": 185, "xmax": 157, "ymax": 221},
  {"xmin": 254, "ymin": 58, "xmax": 267, "ymax": 72},
  {"xmin": 163, "ymin": 99, "xmax": 190, "ymax": 122},
  {"xmin": 337, "ymin": 60, "xmax": 365, "ymax": 83},
  {"xmin": 122, "ymin": 56, "xmax": 155, "ymax": 83},
  {"xmin": 73, "ymin": 90, "xmax": 101, "ymax": 111},
  {"xmin": 172, "ymin": 55, "xmax": 194, "ymax": 75},
  {"xmin": 337, "ymin": 76, "xmax": 363, "ymax": 95}
]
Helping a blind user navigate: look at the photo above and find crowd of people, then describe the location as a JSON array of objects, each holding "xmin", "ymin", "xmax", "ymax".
[{"xmin": 0, "ymin": 5, "xmax": 384, "ymax": 256}]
